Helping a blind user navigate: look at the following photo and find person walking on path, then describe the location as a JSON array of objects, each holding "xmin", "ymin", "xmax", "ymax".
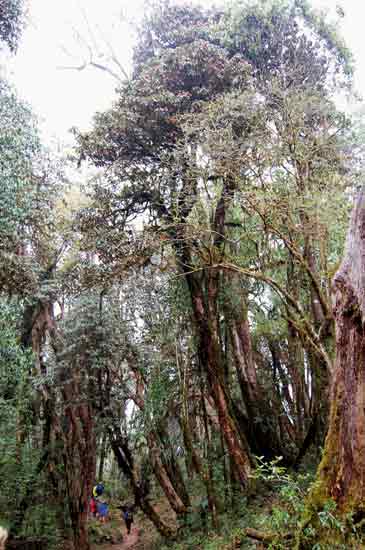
[
  {"xmin": 89, "ymin": 496, "xmax": 97, "ymax": 518},
  {"xmin": 97, "ymin": 500, "xmax": 109, "ymax": 523},
  {"xmin": 117, "ymin": 504, "xmax": 134, "ymax": 535}
]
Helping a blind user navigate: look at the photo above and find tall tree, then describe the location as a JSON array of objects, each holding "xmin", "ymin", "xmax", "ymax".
[
  {"xmin": 76, "ymin": 0, "xmax": 354, "ymax": 480},
  {"xmin": 296, "ymin": 188, "xmax": 365, "ymax": 547}
]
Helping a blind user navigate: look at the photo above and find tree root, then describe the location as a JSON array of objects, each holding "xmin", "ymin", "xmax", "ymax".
[{"xmin": 245, "ymin": 527, "xmax": 292, "ymax": 543}]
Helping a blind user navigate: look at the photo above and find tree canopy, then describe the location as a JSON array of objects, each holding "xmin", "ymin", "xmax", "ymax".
[
  {"xmin": 0, "ymin": 0, "xmax": 26, "ymax": 52},
  {"xmin": 1, "ymin": 1, "xmax": 365, "ymax": 549}
]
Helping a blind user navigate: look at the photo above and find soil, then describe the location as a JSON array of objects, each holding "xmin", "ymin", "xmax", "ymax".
[
  {"xmin": 90, "ymin": 497, "xmax": 175, "ymax": 550},
  {"xmin": 97, "ymin": 527, "xmax": 140, "ymax": 550}
]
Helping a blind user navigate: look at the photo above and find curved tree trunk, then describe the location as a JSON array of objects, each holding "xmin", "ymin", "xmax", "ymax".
[
  {"xmin": 154, "ymin": 419, "xmax": 191, "ymax": 508},
  {"xmin": 128, "ymin": 367, "xmax": 189, "ymax": 515},
  {"xmin": 147, "ymin": 431, "xmax": 187, "ymax": 515},
  {"xmin": 228, "ymin": 315, "xmax": 286, "ymax": 461},
  {"xmin": 109, "ymin": 428, "xmax": 175, "ymax": 538}
]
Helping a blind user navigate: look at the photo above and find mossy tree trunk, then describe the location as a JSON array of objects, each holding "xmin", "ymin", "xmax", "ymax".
[
  {"xmin": 190, "ymin": 277, "xmax": 253, "ymax": 487},
  {"xmin": 61, "ymin": 362, "xmax": 96, "ymax": 550},
  {"xmin": 298, "ymin": 189, "xmax": 365, "ymax": 545}
]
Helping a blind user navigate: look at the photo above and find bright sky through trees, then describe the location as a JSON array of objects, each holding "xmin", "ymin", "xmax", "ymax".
[
  {"xmin": 8, "ymin": 0, "xmax": 144, "ymax": 140},
  {"xmin": 6, "ymin": 0, "xmax": 365, "ymax": 142}
]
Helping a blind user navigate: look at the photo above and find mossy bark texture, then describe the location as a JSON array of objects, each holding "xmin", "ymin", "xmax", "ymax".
[{"xmin": 297, "ymin": 188, "xmax": 365, "ymax": 547}]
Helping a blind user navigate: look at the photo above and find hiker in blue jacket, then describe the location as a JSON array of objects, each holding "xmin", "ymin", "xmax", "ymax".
[{"xmin": 117, "ymin": 504, "xmax": 134, "ymax": 535}]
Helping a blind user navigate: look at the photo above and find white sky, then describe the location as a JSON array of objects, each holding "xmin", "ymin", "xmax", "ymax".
[
  {"xmin": 8, "ymin": 0, "xmax": 145, "ymax": 141},
  {"xmin": 5, "ymin": 0, "xmax": 365, "ymax": 144}
]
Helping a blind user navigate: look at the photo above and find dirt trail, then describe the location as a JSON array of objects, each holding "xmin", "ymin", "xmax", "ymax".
[
  {"xmin": 118, "ymin": 528, "xmax": 139, "ymax": 549},
  {"xmin": 97, "ymin": 527, "xmax": 140, "ymax": 550}
]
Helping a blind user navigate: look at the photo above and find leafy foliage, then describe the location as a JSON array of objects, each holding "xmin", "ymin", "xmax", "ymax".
[
  {"xmin": 1, "ymin": 1, "xmax": 365, "ymax": 548},
  {"xmin": 0, "ymin": 0, "xmax": 26, "ymax": 52}
]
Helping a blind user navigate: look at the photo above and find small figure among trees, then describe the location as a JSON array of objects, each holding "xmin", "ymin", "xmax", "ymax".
[{"xmin": 117, "ymin": 505, "xmax": 135, "ymax": 536}]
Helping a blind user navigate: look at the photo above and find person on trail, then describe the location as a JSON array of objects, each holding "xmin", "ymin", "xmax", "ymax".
[
  {"xmin": 117, "ymin": 504, "xmax": 134, "ymax": 535},
  {"xmin": 199, "ymin": 498, "xmax": 208, "ymax": 530},
  {"xmin": 89, "ymin": 496, "xmax": 97, "ymax": 518},
  {"xmin": 123, "ymin": 507, "xmax": 134, "ymax": 535},
  {"xmin": 97, "ymin": 500, "xmax": 109, "ymax": 523},
  {"xmin": 92, "ymin": 482, "xmax": 104, "ymax": 498}
]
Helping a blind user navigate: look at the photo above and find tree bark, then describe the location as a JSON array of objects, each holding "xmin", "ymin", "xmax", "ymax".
[
  {"xmin": 298, "ymin": 189, "xmax": 365, "ymax": 545},
  {"xmin": 187, "ymin": 272, "xmax": 252, "ymax": 487},
  {"xmin": 147, "ymin": 431, "xmax": 187, "ymax": 515},
  {"xmin": 61, "ymin": 382, "xmax": 95, "ymax": 550},
  {"xmin": 13, "ymin": 296, "xmax": 60, "ymax": 533},
  {"xmin": 59, "ymin": 347, "xmax": 96, "ymax": 550},
  {"xmin": 228, "ymin": 315, "xmax": 285, "ymax": 461},
  {"xmin": 170, "ymin": 173, "xmax": 253, "ymax": 489},
  {"xmin": 159, "ymin": 428, "xmax": 191, "ymax": 507},
  {"xmin": 199, "ymin": 366, "xmax": 219, "ymax": 528}
]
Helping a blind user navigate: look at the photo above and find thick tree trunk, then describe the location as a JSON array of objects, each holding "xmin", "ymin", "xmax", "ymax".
[
  {"xmin": 317, "ymin": 189, "xmax": 365, "ymax": 506},
  {"xmin": 298, "ymin": 189, "xmax": 365, "ymax": 546},
  {"xmin": 69, "ymin": 508, "xmax": 90, "ymax": 550},
  {"xmin": 62, "ymin": 400, "xmax": 95, "ymax": 550},
  {"xmin": 13, "ymin": 298, "xmax": 59, "ymax": 533},
  {"xmin": 60, "ymin": 361, "xmax": 96, "ymax": 550}
]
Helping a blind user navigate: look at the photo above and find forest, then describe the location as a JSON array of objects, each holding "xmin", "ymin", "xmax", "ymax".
[{"xmin": 1, "ymin": 0, "xmax": 365, "ymax": 549}]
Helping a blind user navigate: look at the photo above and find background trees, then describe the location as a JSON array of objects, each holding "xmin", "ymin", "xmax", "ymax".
[
  {"xmin": 0, "ymin": 0, "xmax": 26, "ymax": 52},
  {"xmin": 1, "ymin": 0, "xmax": 365, "ymax": 548},
  {"xmin": 76, "ymin": 0, "xmax": 354, "ymax": 469}
]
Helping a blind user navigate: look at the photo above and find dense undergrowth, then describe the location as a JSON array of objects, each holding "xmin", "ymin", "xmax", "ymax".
[
  {"xmin": 153, "ymin": 459, "xmax": 365, "ymax": 550},
  {"xmin": 4, "ymin": 453, "xmax": 365, "ymax": 549},
  {"xmin": 58, "ymin": 455, "xmax": 365, "ymax": 550}
]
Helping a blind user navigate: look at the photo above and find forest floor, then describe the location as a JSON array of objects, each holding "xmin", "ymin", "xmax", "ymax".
[
  {"xmin": 89, "ymin": 488, "xmax": 284, "ymax": 550},
  {"xmin": 96, "ymin": 526, "xmax": 140, "ymax": 550},
  {"xmin": 90, "ymin": 498, "xmax": 173, "ymax": 550}
]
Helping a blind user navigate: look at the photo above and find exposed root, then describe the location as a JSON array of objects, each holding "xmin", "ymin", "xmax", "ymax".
[{"xmin": 245, "ymin": 527, "xmax": 292, "ymax": 544}]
